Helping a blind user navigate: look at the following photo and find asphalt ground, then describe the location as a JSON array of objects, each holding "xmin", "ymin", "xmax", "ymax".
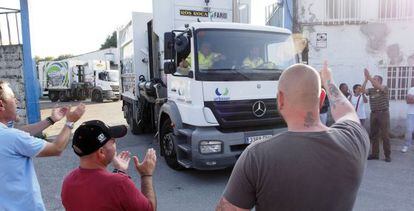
[{"xmin": 35, "ymin": 100, "xmax": 414, "ymax": 210}]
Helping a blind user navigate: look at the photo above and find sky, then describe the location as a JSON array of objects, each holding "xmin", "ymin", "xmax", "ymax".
[{"xmin": 2, "ymin": 0, "xmax": 270, "ymax": 58}]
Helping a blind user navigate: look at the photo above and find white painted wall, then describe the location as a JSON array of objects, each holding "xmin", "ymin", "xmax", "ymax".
[{"xmin": 298, "ymin": 0, "xmax": 414, "ymax": 135}]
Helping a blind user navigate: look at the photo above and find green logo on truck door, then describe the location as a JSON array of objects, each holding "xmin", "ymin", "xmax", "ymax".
[{"xmin": 45, "ymin": 62, "xmax": 69, "ymax": 88}]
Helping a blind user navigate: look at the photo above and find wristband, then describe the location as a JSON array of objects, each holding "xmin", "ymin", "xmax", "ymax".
[
  {"xmin": 113, "ymin": 169, "xmax": 131, "ymax": 178},
  {"xmin": 65, "ymin": 121, "xmax": 74, "ymax": 129},
  {"xmin": 141, "ymin": 175, "xmax": 152, "ymax": 178},
  {"xmin": 46, "ymin": 117, "xmax": 55, "ymax": 125}
]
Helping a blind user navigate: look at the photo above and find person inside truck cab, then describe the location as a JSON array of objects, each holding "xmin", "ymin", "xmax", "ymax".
[
  {"xmin": 242, "ymin": 47, "xmax": 264, "ymax": 69},
  {"xmin": 198, "ymin": 42, "xmax": 225, "ymax": 69}
]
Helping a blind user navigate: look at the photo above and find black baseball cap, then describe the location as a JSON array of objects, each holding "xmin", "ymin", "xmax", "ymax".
[{"xmin": 72, "ymin": 120, "xmax": 127, "ymax": 156}]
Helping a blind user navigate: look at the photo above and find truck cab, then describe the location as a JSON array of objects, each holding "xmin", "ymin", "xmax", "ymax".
[{"xmin": 158, "ymin": 22, "xmax": 296, "ymax": 169}]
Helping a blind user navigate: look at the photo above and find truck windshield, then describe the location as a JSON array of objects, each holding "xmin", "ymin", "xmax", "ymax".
[{"xmin": 194, "ymin": 29, "xmax": 296, "ymax": 81}]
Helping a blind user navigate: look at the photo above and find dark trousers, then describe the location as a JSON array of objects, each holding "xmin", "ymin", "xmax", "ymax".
[{"xmin": 370, "ymin": 111, "xmax": 391, "ymax": 157}]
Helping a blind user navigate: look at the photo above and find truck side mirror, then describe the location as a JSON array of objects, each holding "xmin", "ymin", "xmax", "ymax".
[
  {"xmin": 164, "ymin": 32, "xmax": 175, "ymax": 60},
  {"xmin": 164, "ymin": 61, "xmax": 176, "ymax": 74},
  {"xmin": 175, "ymin": 35, "xmax": 189, "ymax": 53}
]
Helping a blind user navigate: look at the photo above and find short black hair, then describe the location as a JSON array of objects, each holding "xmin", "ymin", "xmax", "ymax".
[
  {"xmin": 375, "ymin": 75, "xmax": 383, "ymax": 83},
  {"xmin": 339, "ymin": 83, "xmax": 348, "ymax": 89},
  {"xmin": 353, "ymin": 84, "xmax": 361, "ymax": 91}
]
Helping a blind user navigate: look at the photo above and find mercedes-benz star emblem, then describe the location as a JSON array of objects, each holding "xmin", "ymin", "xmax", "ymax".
[{"xmin": 252, "ymin": 101, "xmax": 266, "ymax": 117}]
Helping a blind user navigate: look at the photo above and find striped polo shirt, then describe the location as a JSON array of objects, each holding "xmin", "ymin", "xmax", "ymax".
[{"xmin": 367, "ymin": 87, "xmax": 389, "ymax": 112}]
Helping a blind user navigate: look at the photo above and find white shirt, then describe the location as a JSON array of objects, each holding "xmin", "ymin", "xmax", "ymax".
[
  {"xmin": 407, "ymin": 87, "xmax": 414, "ymax": 114},
  {"xmin": 349, "ymin": 94, "xmax": 367, "ymax": 119}
]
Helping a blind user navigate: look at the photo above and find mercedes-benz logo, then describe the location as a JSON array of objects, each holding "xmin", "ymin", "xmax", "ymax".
[{"xmin": 252, "ymin": 101, "xmax": 266, "ymax": 117}]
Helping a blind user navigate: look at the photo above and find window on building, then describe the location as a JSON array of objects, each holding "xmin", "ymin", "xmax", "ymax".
[
  {"xmin": 325, "ymin": 0, "xmax": 361, "ymax": 20},
  {"xmin": 379, "ymin": 0, "xmax": 414, "ymax": 20},
  {"xmin": 387, "ymin": 66, "xmax": 414, "ymax": 100}
]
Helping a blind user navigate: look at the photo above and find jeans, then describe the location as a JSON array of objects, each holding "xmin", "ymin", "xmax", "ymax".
[{"xmin": 405, "ymin": 114, "xmax": 414, "ymax": 147}]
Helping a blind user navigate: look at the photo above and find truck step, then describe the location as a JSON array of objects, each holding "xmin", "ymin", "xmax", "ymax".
[
  {"xmin": 177, "ymin": 144, "xmax": 191, "ymax": 153},
  {"xmin": 178, "ymin": 159, "xmax": 192, "ymax": 168},
  {"xmin": 177, "ymin": 128, "xmax": 193, "ymax": 137}
]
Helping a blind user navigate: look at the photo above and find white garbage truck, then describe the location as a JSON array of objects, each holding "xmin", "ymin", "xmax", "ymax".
[
  {"xmin": 38, "ymin": 60, "xmax": 120, "ymax": 102},
  {"xmin": 118, "ymin": 0, "xmax": 298, "ymax": 170}
]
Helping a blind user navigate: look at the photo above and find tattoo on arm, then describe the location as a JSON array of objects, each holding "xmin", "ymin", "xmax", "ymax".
[
  {"xmin": 326, "ymin": 80, "xmax": 347, "ymax": 109},
  {"xmin": 304, "ymin": 112, "xmax": 317, "ymax": 128}
]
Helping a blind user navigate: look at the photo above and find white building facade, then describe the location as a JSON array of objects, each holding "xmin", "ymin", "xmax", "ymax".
[{"xmin": 297, "ymin": 0, "xmax": 414, "ymax": 135}]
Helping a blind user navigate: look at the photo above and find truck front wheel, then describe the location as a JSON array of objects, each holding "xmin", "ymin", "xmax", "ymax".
[
  {"xmin": 92, "ymin": 90, "xmax": 103, "ymax": 103},
  {"xmin": 160, "ymin": 119, "xmax": 183, "ymax": 170}
]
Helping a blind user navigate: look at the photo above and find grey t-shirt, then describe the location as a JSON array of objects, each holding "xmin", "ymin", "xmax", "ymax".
[{"xmin": 223, "ymin": 120, "xmax": 369, "ymax": 211}]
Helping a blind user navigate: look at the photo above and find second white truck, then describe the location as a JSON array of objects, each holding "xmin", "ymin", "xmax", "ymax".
[{"xmin": 38, "ymin": 60, "xmax": 120, "ymax": 102}]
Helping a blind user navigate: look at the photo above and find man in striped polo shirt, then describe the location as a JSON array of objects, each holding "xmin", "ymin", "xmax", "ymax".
[{"xmin": 362, "ymin": 68, "xmax": 391, "ymax": 162}]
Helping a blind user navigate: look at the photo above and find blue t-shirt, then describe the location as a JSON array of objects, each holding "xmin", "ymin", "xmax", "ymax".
[{"xmin": 0, "ymin": 122, "xmax": 47, "ymax": 211}]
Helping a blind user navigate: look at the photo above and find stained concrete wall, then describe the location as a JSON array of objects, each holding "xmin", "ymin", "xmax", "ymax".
[
  {"xmin": 297, "ymin": 0, "xmax": 414, "ymax": 136},
  {"xmin": 0, "ymin": 45, "xmax": 28, "ymax": 125}
]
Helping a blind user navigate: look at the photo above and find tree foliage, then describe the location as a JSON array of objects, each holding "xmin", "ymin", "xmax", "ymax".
[{"xmin": 100, "ymin": 31, "xmax": 117, "ymax": 50}]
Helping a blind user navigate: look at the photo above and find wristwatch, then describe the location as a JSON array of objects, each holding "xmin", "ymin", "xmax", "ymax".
[{"xmin": 65, "ymin": 121, "xmax": 75, "ymax": 129}]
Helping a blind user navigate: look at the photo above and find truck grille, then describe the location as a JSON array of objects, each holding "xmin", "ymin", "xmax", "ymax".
[
  {"xmin": 110, "ymin": 85, "xmax": 119, "ymax": 92},
  {"xmin": 204, "ymin": 99, "xmax": 286, "ymax": 131}
]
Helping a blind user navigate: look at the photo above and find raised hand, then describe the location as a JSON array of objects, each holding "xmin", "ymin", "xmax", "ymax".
[
  {"xmin": 133, "ymin": 148, "xmax": 157, "ymax": 176},
  {"xmin": 364, "ymin": 68, "xmax": 371, "ymax": 81},
  {"xmin": 320, "ymin": 60, "xmax": 332, "ymax": 85},
  {"xmin": 66, "ymin": 103, "xmax": 85, "ymax": 122},
  {"xmin": 113, "ymin": 151, "xmax": 131, "ymax": 172},
  {"xmin": 50, "ymin": 105, "xmax": 69, "ymax": 122}
]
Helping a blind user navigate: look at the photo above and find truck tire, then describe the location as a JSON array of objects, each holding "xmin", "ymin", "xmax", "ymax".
[
  {"xmin": 59, "ymin": 91, "xmax": 69, "ymax": 102},
  {"xmin": 160, "ymin": 119, "xmax": 183, "ymax": 170},
  {"xmin": 92, "ymin": 90, "xmax": 103, "ymax": 103},
  {"xmin": 49, "ymin": 91, "xmax": 59, "ymax": 102}
]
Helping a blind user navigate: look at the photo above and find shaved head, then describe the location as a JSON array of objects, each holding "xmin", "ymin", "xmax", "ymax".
[{"xmin": 278, "ymin": 64, "xmax": 321, "ymax": 110}]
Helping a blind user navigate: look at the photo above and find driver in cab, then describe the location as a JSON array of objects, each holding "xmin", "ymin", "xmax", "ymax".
[
  {"xmin": 242, "ymin": 47, "xmax": 264, "ymax": 68},
  {"xmin": 198, "ymin": 42, "xmax": 225, "ymax": 69}
]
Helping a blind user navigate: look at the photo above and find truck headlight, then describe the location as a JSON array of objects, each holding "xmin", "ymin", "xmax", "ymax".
[{"xmin": 199, "ymin": 141, "xmax": 222, "ymax": 154}]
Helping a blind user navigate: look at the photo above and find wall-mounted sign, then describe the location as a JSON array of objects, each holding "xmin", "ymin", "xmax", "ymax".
[{"xmin": 316, "ymin": 33, "xmax": 327, "ymax": 48}]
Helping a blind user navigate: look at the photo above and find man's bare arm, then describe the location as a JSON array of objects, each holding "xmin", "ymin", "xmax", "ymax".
[
  {"xmin": 134, "ymin": 149, "xmax": 157, "ymax": 211},
  {"xmin": 17, "ymin": 120, "xmax": 52, "ymax": 136},
  {"xmin": 141, "ymin": 176, "xmax": 156, "ymax": 211},
  {"xmin": 216, "ymin": 197, "xmax": 249, "ymax": 211},
  {"xmin": 37, "ymin": 104, "xmax": 85, "ymax": 157},
  {"xmin": 321, "ymin": 62, "xmax": 359, "ymax": 123}
]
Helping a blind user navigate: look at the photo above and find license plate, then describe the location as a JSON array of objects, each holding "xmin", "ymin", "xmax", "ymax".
[{"xmin": 246, "ymin": 135, "xmax": 273, "ymax": 144}]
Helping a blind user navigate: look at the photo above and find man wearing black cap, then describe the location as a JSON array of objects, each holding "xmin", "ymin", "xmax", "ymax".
[{"xmin": 61, "ymin": 120, "xmax": 157, "ymax": 211}]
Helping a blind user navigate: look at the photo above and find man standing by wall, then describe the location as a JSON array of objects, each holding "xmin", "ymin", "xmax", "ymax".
[
  {"xmin": 363, "ymin": 68, "xmax": 391, "ymax": 162},
  {"xmin": 402, "ymin": 86, "xmax": 414, "ymax": 153},
  {"xmin": 216, "ymin": 62, "xmax": 369, "ymax": 210},
  {"xmin": 0, "ymin": 80, "xmax": 85, "ymax": 210}
]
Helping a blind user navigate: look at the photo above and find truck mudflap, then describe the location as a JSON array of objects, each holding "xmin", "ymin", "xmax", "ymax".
[{"xmin": 174, "ymin": 126, "xmax": 287, "ymax": 170}]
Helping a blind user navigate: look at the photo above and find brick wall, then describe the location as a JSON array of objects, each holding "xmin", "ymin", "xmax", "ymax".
[{"xmin": 0, "ymin": 45, "xmax": 28, "ymax": 125}]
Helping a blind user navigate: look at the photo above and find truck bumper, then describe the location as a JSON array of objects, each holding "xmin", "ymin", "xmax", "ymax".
[
  {"xmin": 186, "ymin": 126, "xmax": 286, "ymax": 170},
  {"xmin": 103, "ymin": 91, "xmax": 120, "ymax": 100}
]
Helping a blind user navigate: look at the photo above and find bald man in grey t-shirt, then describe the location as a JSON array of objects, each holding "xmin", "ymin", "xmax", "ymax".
[{"xmin": 216, "ymin": 62, "xmax": 369, "ymax": 211}]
